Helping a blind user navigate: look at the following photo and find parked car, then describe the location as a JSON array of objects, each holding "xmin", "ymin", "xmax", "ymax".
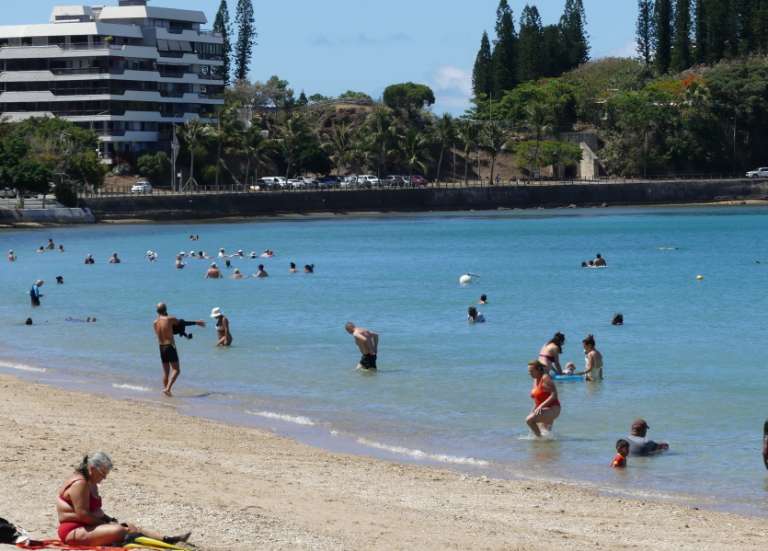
[
  {"xmin": 0, "ymin": 187, "xmax": 16, "ymax": 198},
  {"xmin": 317, "ymin": 176, "xmax": 341, "ymax": 188},
  {"xmin": 287, "ymin": 178, "xmax": 306, "ymax": 189},
  {"xmin": 340, "ymin": 175, "xmax": 358, "ymax": 188},
  {"xmin": 357, "ymin": 175, "xmax": 380, "ymax": 187},
  {"xmin": 382, "ymin": 175, "xmax": 407, "ymax": 187},
  {"xmin": 130, "ymin": 181, "xmax": 153, "ymax": 194},
  {"xmin": 258, "ymin": 176, "xmax": 287, "ymax": 189},
  {"xmin": 409, "ymin": 175, "xmax": 428, "ymax": 187},
  {"xmin": 746, "ymin": 167, "xmax": 768, "ymax": 178}
]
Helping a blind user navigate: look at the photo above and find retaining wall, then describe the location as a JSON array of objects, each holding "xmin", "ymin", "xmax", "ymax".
[
  {"xmin": 81, "ymin": 179, "xmax": 768, "ymax": 222},
  {"xmin": 0, "ymin": 208, "xmax": 95, "ymax": 226}
]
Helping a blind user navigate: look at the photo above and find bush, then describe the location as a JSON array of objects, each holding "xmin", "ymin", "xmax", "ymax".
[{"xmin": 54, "ymin": 183, "xmax": 78, "ymax": 207}]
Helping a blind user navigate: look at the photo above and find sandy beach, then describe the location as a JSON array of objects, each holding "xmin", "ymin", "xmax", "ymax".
[{"xmin": 0, "ymin": 375, "xmax": 765, "ymax": 550}]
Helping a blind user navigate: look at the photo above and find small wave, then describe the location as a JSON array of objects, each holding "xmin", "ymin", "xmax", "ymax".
[
  {"xmin": 245, "ymin": 410, "xmax": 315, "ymax": 426},
  {"xmin": 356, "ymin": 437, "xmax": 489, "ymax": 467},
  {"xmin": 0, "ymin": 361, "xmax": 47, "ymax": 373},
  {"xmin": 112, "ymin": 383, "xmax": 152, "ymax": 392}
]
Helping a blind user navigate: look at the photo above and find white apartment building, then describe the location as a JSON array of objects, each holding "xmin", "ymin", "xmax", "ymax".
[{"xmin": 0, "ymin": 0, "xmax": 225, "ymax": 163}]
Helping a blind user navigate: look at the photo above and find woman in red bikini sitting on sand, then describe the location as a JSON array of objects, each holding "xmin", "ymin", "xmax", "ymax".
[{"xmin": 56, "ymin": 452, "xmax": 189, "ymax": 546}]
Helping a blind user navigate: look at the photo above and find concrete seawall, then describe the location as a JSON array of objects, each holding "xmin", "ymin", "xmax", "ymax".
[
  {"xmin": 0, "ymin": 207, "xmax": 95, "ymax": 226},
  {"xmin": 81, "ymin": 179, "xmax": 768, "ymax": 222}
]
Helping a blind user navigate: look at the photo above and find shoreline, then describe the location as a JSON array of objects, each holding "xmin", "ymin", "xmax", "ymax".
[{"xmin": 1, "ymin": 374, "xmax": 767, "ymax": 550}]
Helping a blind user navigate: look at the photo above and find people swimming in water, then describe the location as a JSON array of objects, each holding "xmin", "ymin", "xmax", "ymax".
[
  {"xmin": 58, "ymin": 244, "xmax": 65, "ymax": 253},
  {"xmin": 84, "ymin": 254, "xmax": 95, "ymax": 265},
  {"xmin": 30, "ymin": 280, "xmax": 44, "ymax": 307},
  {"xmin": 46, "ymin": 238, "xmax": 55, "ymax": 250},
  {"xmin": 304, "ymin": 264, "xmax": 314, "ymax": 274},
  {"xmin": 56, "ymin": 275, "xmax": 64, "ymax": 285},
  {"xmin": 611, "ymin": 439, "xmax": 630, "ymax": 468},
  {"xmin": 627, "ymin": 419, "xmax": 669, "ymax": 456},
  {"xmin": 478, "ymin": 294, "xmax": 488, "ymax": 305},
  {"xmin": 345, "ymin": 322, "xmax": 379, "ymax": 371},
  {"xmin": 526, "ymin": 360, "xmax": 561, "ymax": 438},
  {"xmin": 538, "ymin": 332, "xmax": 565, "ymax": 375},
  {"xmin": 66, "ymin": 317, "xmax": 97, "ymax": 323},
  {"xmin": 145, "ymin": 250, "xmax": 157, "ymax": 262},
  {"xmin": 175, "ymin": 255, "xmax": 185, "ymax": 269},
  {"xmin": 255, "ymin": 264, "xmax": 269, "ymax": 278},
  {"xmin": 289, "ymin": 262, "xmax": 297, "ymax": 273},
  {"xmin": 8, "ymin": 250, "xmax": 16, "ymax": 262},
  {"xmin": 467, "ymin": 306, "xmax": 485, "ymax": 323},
  {"xmin": 612, "ymin": 313, "xmax": 624, "ymax": 326},
  {"xmin": 563, "ymin": 362, "xmax": 576, "ymax": 375},
  {"xmin": 593, "ymin": 253, "xmax": 607, "ymax": 267},
  {"xmin": 108, "ymin": 253, "xmax": 121, "ymax": 264},
  {"xmin": 25, "ymin": 317, "xmax": 33, "ymax": 326},
  {"xmin": 573, "ymin": 334, "xmax": 603, "ymax": 381},
  {"xmin": 205, "ymin": 263, "xmax": 221, "ymax": 279},
  {"xmin": 231, "ymin": 269, "xmax": 244, "ymax": 279}
]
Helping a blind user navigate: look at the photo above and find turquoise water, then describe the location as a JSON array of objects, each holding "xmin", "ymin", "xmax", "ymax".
[{"xmin": 2, "ymin": 207, "xmax": 768, "ymax": 514}]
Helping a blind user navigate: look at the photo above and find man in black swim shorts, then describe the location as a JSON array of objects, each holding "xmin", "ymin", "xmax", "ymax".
[
  {"xmin": 153, "ymin": 302, "xmax": 205, "ymax": 396},
  {"xmin": 345, "ymin": 322, "xmax": 379, "ymax": 371}
]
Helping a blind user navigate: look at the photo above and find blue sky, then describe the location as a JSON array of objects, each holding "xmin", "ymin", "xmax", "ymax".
[{"xmin": 15, "ymin": 1, "xmax": 637, "ymax": 114}]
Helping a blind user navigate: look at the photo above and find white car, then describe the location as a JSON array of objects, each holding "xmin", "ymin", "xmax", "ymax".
[
  {"xmin": 746, "ymin": 167, "xmax": 768, "ymax": 178},
  {"xmin": 258, "ymin": 176, "xmax": 287, "ymax": 189},
  {"xmin": 357, "ymin": 175, "xmax": 380, "ymax": 186},
  {"xmin": 130, "ymin": 181, "xmax": 152, "ymax": 193}
]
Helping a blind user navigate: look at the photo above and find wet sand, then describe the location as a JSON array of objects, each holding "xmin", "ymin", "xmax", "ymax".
[{"xmin": 0, "ymin": 374, "xmax": 766, "ymax": 551}]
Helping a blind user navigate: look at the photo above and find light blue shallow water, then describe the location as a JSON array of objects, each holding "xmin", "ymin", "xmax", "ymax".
[{"xmin": 2, "ymin": 207, "xmax": 768, "ymax": 514}]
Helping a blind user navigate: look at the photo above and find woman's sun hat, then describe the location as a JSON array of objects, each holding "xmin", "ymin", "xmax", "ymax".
[{"xmin": 210, "ymin": 307, "xmax": 223, "ymax": 318}]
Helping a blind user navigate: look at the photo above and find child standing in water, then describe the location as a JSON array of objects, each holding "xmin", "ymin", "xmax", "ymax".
[{"xmin": 611, "ymin": 439, "xmax": 630, "ymax": 468}]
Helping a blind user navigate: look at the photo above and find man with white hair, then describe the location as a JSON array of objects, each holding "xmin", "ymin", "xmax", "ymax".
[{"xmin": 345, "ymin": 322, "xmax": 379, "ymax": 370}]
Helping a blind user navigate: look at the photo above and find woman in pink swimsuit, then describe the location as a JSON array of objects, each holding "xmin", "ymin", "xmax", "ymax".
[{"xmin": 56, "ymin": 452, "xmax": 190, "ymax": 546}]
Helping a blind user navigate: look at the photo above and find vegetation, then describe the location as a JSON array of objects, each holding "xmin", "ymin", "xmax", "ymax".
[
  {"xmin": 213, "ymin": 0, "xmax": 232, "ymax": 86},
  {"xmin": 234, "ymin": 0, "xmax": 256, "ymax": 82}
]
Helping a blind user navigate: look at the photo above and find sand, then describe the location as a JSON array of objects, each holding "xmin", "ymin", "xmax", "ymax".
[{"xmin": 0, "ymin": 374, "xmax": 766, "ymax": 551}]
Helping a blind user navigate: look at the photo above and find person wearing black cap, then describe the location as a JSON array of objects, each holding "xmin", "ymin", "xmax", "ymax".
[{"xmin": 627, "ymin": 419, "xmax": 669, "ymax": 456}]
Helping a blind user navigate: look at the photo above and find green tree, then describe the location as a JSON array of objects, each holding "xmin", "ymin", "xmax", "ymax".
[
  {"xmin": 479, "ymin": 121, "xmax": 510, "ymax": 184},
  {"xmin": 274, "ymin": 113, "xmax": 327, "ymax": 178},
  {"xmin": 514, "ymin": 140, "xmax": 581, "ymax": 175},
  {"xmin": 694, "ymin": 0, "xmax": 707, "ymax": 63},
  {"xmin": 399, "ymin": 128, "xmax": 430, "ymax": 181},
  {"xmin": 137, "ymin": 152, "xmax": 171, "ymax": 185},
  {"xmin": 212, "ymin": 0, "xmax": 232, "ymax": 86},
  {"xmin": 180, "ymin": 119, "xmax": 212, "ymax": 189},
  {"xmin": 382, "ymin": 82, "xmax": 435, "ymax": 117},
  {"xmin": 654, "ymin": 0, "xmax": 673, "ymax": 73},
  {"xmin": 324, "ymin": 122, "xmax": 354, "ymax": 174},
  {"xmin": 541, "ymin": 25, "xmax": 567, "ymax": 77},
  {"xmin": 754, "ymin": 0, "xmax": 768, "ymax": 53},
  {"xmin": 671, "ymin": 0, "xmax": 693, "ymax": 71},
  {"xmin": 433, "ymin": 114, "xmax": 456, "ymax": 182},
  {"xmin": 560, "ymin": 0, "xmax": 590, "ymax": 69},
  {"xmin": 366, "ymin": 107, "xmax": 398, "ymax": 178},
  {"xmin": 637, "ymin": 0, "xmax": 655, "ymax": 66},
  {"xmin": 338, "ymin": 90, "xmax": 374, "ymax": 102},
  {"xmin": 234, "ymin": 0, "xmax": 256, "ymax": 81},
  {"xmin": 297, "ymin": 91, "xmax": 308, "ymax": 106},
  {"xmin": 491, "ymin": 0, "xmax": 518, "ymax": 96},
  {"xmin": 456, "ymin": 119, "xmax": 480, "ymax": 184},
  {"xmin": 472, "ymin": 31, "xmax": 494, "ymax": 98},
  {"xmin": 518, "ymin": 5, "xmax": 544, "ymax": 83}
]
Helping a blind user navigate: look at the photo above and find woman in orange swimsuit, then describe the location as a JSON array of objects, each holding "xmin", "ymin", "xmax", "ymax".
[
  {"xmin": 526, "ymin": 360, "xmax": 561, "ymax": 437},
  {"xmin": 56, "ymin": 452, "xmax": 190, "ymax": 546}
]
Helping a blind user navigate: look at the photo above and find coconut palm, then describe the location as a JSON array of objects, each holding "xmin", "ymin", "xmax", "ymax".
[
  {"xmin": 367, "ymin": 107, "xmax": 398, "ymax": 178},
  {"xmin": 457, "ymin": 119, "xmax": 480, "ymax": 185},
  {"xmin": 400, "ymin": 128, "xmax": 430, "ymax": 182},
  {"xmin": 434, "ymin": 113, "xmax": 456, "ymax": 183},
  {"xmin": 179, "ymin": 119, "xmax": 212, "ymax": 190},
  {"xmin": 324, "ymin": 122, "xmax": 354, "ymax": 175},
  {"xmin": 480, "ymin": 121, "xmax": 510, "ymax": 185}
]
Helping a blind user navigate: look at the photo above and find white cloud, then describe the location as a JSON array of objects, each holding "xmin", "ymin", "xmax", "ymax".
[
  {"xmin": 600, "ymin": 40, "xmax": 637, "ymax": 59},
  {"xmin": 431, "ymin": 65, "xmax": 473, "ymax": 115}
]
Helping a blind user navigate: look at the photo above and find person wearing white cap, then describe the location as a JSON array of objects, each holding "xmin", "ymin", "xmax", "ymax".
[
  {"xmin": 205, "ymin": 263, "xmax": 221, "ymax": 279},
  {"xmin": 210, "ymin": 307, "xmax": 232, "ymax": 346}
]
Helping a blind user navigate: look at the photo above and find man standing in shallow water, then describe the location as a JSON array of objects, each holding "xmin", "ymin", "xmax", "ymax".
[
  {"xmin": 153, "ymin": 303, "xmax": 205, "ymax": 396},
  {"xmin": 345, "ymin": 322, "xmax": 379, "ymax": 370}
]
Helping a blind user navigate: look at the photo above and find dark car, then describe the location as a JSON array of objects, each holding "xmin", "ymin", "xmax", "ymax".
[
  {"xmin": 409, "ymin": 175, "xmax": 428, "ymax": 187},
  {"xmin": 317, "ymin": 176, "xmax": 341, "ymax": 189},
  {"xmin": 382, "ymin": 175, "xmax": 407, "ymax": 188}
]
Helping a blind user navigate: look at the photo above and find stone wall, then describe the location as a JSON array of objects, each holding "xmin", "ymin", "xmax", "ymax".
[
  {"xmin": 81, "ymin": 179, "xmax": 768, "ymax": 222},
  {"xmin": 0, "ymin": 208, "xmax": 95, "ymax": 226}
]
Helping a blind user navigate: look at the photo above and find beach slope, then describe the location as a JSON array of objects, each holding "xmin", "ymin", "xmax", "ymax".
[{"xmin": 0, "ymin": 375, "xmax": 765, "ymax": 551}]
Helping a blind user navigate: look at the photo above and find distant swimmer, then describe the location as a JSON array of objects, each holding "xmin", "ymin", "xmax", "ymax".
[
  {"xmin": 538, "ymin": 332, "xmax": 565, "ymax": 375},
  {"xmin": 249, "ymin": 251, "xmax": 257, "ymax": 259},
  {"xmin": 611, "ymin": 439, "xmax": 630, "ymax": 468},
  {"xmin": 255, "ymin": 264, "xmax": 269, "ymax": 278},
  {"xmin": 593, "ymin": 253, "xmax": 607, "ymax": 267},
  {"xmin": 261, "ymin": 249, "xmax": 274, "ymax": 258},
  {"xmin": 8, "ymin": 250, "xmax": 16, "ymax": 262},
  {"xmin": 175, "ymin": 255, "xmax": 185, "ymax": 269},
  {"xmin": 479, "ymin": 294, "xmax": 488, "ymax": 305},
  {"xmin": 459, "ymin": 273, "xmax": 478, "ymax": 285},
  {"xmin": 58, "ymin": 244, "xmax": 65, "ymax": 253},
  {"xmin": 30, "ymin": 279, "xmax": 44, "ymax": 307},
  {"xmin": 345, "ymin": 322, "xmax": 379, "ymax": 371},
  {"xmin": 225, "ymin": 259, "xmax": 231, "ymax": 269},
  {"xmin": 66, "ymin": 317, "xmax": 97, "ymax": 323},
  {"xmin": 467, "ymin": 306, "xmax": 485, "ymax": 323},
  {"xmin": 211, "ymin": 307, "xmax": 232, "ymax": 347},
  {"xmin": 573, "ymin": 334, "xmax": 603, "ymax": 381},
  {"xmin": 526, "ymin": 360, "xmax": 561, "ymax": 438},
  {"xmin": 231, "ymin": 268, "xmax": 244, "ymax": 280},
  {"xmin": 37, "ymin": 246, "xmax": 45, "ymax": 254},
  {"xmin": 25, "ymin": 317, "xmax": 33, "ymax": 326},
  {"xmin": 153, "ymin": 302, "xmax": 205, "ymax": 396},
  {"xmin": 612, "ymin": 313, "xmax": 624, "ymax": 326},
  {"xmin": 108, "ymin": 253, "xmax": 121, "ymax": 264},
  {"xmin": 84, "ymin": 254, "xmax": 95, "ymax": 265},
  {"xmin": 46, "ymin": 238, "xmax": 55, "ymax": 250},
  {"xmin": 627, "ymin": 419, "xmax": 669, "ymax": 456},
  {"xmin": 289, "ymin": 262, "xmax": 297, "ymax": 273},
  {"xmin": 234, "ymin": 250, "xmax": 244, "ymax": 258},
  {"xmin": 304, "ymin": 264, "xmax": 314, "ymax": 274},
  {"xmin": 56, "ymin": 276, "xmax": 64, "ymax": 285},
  {"xmin": 146, "ymin": 250, "xmax": 158, "ymax": 262},
  {"xmin": 205, "ymin": 263, "xmax": 221, "ymax": 279},
  {"xmin": 218, "ymin": 248, "xmax": 227, "ymax": 258}
]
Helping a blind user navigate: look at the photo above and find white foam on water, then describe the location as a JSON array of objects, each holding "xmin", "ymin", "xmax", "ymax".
[
  {"xmin": 112, "ymin": 383, "xmax": 152, "ymax": 392},
  {"xmin": 356, "ymin": 437, "xmax": 490, "ymax": 467},
  {"xmin": 0, "ymin": 361, "xmax": 47, "ymax": 373},
  {"xmin": 246, "ymin": 410, "xmax": 315, "ymax": 426}
]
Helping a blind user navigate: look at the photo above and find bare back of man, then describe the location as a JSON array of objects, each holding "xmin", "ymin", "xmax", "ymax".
[
  {"xmin": 345, "ymin": 322, "xmax": 379, "ymax": 370},
  {"xmin": 153, "ymin": 303, "xmax": 205, "ymax": 396}
]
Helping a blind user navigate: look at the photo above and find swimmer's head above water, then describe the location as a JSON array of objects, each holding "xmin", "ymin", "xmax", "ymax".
[{"xmin": 345, "ymin": 322, "xmax": 356, "ymax": 334}]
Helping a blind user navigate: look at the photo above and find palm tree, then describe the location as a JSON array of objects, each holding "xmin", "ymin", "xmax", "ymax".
[
  {"xmin": 525, "ymin": 101, "xmax": 553, "ymax": 177},
  {"xmin": 480, "ymin": 121, "xmax": 510, "ymax": 185},
  {"xmin": 367, "ymin": 107, "xmax": 397, "ymax": 178},
  {"xmin": 349, "ymin": 129, "xmax": 374, "ymax": 175},
  {"xmin": 457, "ymin": 119, "xmax": 480, "ymax": 185},
  {"xmin": 400, "ymin": 128, "xmax": 430, "ymax": 183},
  {"xmin": 324, "ymin": 122, "xmax": 354, "ymax": 175},
  {"xmin": 275, "ymin": 113, "xmax": 313, "ymax": 179},
  {"xmin": 179, "ymin": 119, "xmax": 211, "ymax": 190},
  {"xmin": 434, "ymin": 114, "xmax": 456, "ymax": 183}
]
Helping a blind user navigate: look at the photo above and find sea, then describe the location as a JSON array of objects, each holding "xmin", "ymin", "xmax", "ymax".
[{"xmin": 1, "ymin": 206, "xmax": 767, "ymax": 515}]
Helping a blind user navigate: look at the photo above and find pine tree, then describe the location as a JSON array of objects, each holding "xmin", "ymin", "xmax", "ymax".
[
  {"xmin": 705, "ymin": 0, "xmax": 736, "ymax": 62},
  {"xmin": 654, "ymin": 0, "xmax": 673, "ymax": 73},
  {"xmin": 671, "ymin": 0, "xmax": 692, "ymax": 71},
  {"xmin": 518, "ymin": 5, "xmax": 544, "ymax": 83},
  {"xmin": 213, "ymin": 0, "xmax": 232, "ymax": 86},
  {"xmin": 637, "ymin": 0, "xmax": 655, "ymax": 66},
  {"xmin": 491, "ymin": 0, "xmax": 518, "ymax": 97},
  {"xmin": 735, "ymin": 0, "xmax": 755, "ymax": 54},
  {"xmin": 234, "ymin": 0, "xmax": 256, "ymax": 82},
  {"xmin": 298, "ymin": 91, "xmax": 308, "ymax": 106},
  {"xmin": 753, "ymin": 0, "xmax": 768, "ymax": 53},
  {"xmin": 694, "ymin": 0, "xmax": 707, "ymax": 62},
  {"xmin": 559, "ymin": 0, "xmax": 590, "ymax": 69},
  {"xmin": 472, "ymin": 31, "xmax": 493, "ymax": 98},
  {"xmin": 541, "ymin": 24, "xmax": 566, "ymax": 77}
]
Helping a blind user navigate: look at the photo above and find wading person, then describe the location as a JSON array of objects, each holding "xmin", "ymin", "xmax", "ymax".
[
  {"xmin": 574, "ymin": 334, "xmax": 604, "ymax": 382},
  {"xmin": 345, "ymin": 322, "xmax": 379, "ymax": 370},
  {"xmin": 211, "ymin": 307, "xmax": 232, "ymax": 347},
  {"xmin": 30, "ymin": 279, "xmax": 44, "ymax": 307},
  {"xmin": 526, "ymin": 360, "xmax": 561, "ymax": 437},
  {"xmin": 153, "ymin": 302, "xmax": 205, "ymax": 396},
  {"xmin": 538, "ymin": 332, "xmax": 565, "ymax": 375},
  {"xmin": 57, "ymin": 452, "xmax": 190, "ymax": 546}
]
